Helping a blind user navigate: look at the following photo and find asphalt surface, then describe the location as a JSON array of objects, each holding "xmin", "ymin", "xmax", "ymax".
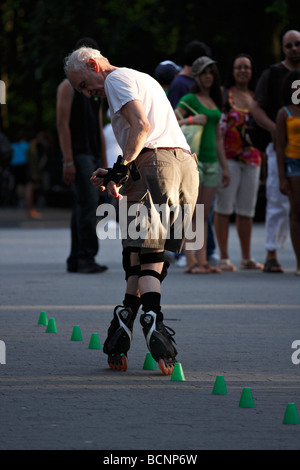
[{"xmin": 0, "ymin": 207, "xmax": 299, "ymax": 456}]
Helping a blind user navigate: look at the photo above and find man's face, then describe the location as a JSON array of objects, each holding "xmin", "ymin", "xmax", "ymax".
[
  {"xmin": 282, "ymin": 31, "xmax": 300, "ymax": 64},
  {"xmin": 68, "ymin": 67, "xmax": 106, "ymax": 98}
]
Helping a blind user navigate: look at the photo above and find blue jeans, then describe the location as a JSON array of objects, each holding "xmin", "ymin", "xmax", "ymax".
[{"xmin": 68, "ymin": 153, "xmax": 100, "ymax": 263}]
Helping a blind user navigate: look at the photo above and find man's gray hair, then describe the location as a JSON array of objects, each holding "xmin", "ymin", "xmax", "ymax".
[{"xmin": 64, "ymin": 47, "xmax": 105, "ymax": 75}]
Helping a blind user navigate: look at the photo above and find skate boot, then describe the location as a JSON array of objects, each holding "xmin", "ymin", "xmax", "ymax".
[
  {"xmin": 103, "ymin": 305, "xmax": 136, "ymax": 371},
  {"xmin": 140, "ymin": 311, "xmax": 177, "ymax": 375}
]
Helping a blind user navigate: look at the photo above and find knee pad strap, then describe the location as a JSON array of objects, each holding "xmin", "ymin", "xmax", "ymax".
[
  {"xmin": 122, "ymin": 247, "xmax": 140, "ymax": 280},
  {"xmin": 138, "ymin": 269, "xmax": 162, "ymax": 281},
  {"xmin": 139, "ymin": 251, "xmax": 165, "ymax": 265},
  {"xmin": 138, "ymin": 251, "xmax": 169, "ymax": 282}
]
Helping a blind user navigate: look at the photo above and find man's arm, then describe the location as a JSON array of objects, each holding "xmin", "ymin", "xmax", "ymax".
[
  {"xmin": 120, "ymin": 99, "xmax": 151, "ymax": 163},
  {"xmin": 276, "ymin": 108, "xmax": 290, "ymax": 196},
  {"xmin": 250, "ymin": 68, "xmax": 277, "ymax": 142},
  {"xmin": 56, "ymin": 80, "xmax": 76, "ymax": 185},
  {"xmin": 91, "ymin": 99, "xmax": 150, "ymax": 200},
  {"xmin": 250, "ymin": 99, "xmax": 277, "ymax": 141}
]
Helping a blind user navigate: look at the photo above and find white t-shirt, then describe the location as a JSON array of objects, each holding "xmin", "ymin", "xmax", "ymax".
[
  {"xmin": 103, "ymin": 123, "xmax": 122, "ymax": 168},
  {"xmin": 104, "ymin": 68, "xmax": 189, "ymax": 153}
]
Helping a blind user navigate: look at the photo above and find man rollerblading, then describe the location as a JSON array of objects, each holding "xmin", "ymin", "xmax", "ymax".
[{"xmin": 64, "ymin": 46, "xmax": 199, "ymax": 376}]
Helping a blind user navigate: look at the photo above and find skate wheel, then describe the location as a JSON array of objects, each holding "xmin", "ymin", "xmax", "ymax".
[
  {"xmin": 108, "ymin": 354, "xmax": 128, "ymax": 372},
  {"xmin": 158, "ymin": 358, "xmax": 174, "ymax": 376}
]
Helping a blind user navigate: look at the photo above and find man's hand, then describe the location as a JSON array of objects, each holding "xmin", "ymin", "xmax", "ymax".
[
  {"xmin": 63, "ymin": 165, "xmax": 76, "ymax": 185},
  {"xmin": 90, "ymin": 168, "xmax": 123, "ymax": 200}
]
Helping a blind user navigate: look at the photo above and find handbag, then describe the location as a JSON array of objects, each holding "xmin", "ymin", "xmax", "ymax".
[{"xmin": 177, "ymin": 101, "xmax": 204, "ymax": 155}]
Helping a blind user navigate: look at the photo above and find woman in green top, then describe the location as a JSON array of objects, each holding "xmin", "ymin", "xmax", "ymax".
[{"xmin": 175, "ymin": 56, "xmax": 230, "ymax": 274}]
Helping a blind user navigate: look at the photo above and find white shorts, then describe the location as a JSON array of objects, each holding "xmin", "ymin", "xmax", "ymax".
[{"xmin": 215, "ymin": 159, "xmax": 261, "ymax": 217}]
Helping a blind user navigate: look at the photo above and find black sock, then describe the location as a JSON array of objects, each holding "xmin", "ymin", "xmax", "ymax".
[
  {"xmin": 123, "ymin": 293, "xmax": 141, "ymax": 317},
  {"xmin": 141, "ymin": 292, "xmax": 161, "ymax": 315}
]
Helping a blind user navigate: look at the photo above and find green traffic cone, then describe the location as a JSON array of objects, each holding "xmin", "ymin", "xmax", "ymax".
[
  {"xmin": 46, "ymin": 318, "xmax": 57, "ymax": 333},
  {"xmin": 38, "ymin": 311, "xmax": 48, "ymax": 326},
  {"xmin": 142, "ymin": 352, "xmax": 157, "ymax": 370},
  {"xmin": 283, "ymin": 403, "xmax": 300, "ymax": 424},
  {"xmin": 88, "ymin": 333, "xmax": 101, "ymax": 349},
  {"xmin": 171, "ymin": 362, "xmax": 186, "ymax": 381},
  {"xmin": 212, "ymin": 375, "xmax": 228, "ymax": 394},
  {"xmin": 239, "ymin": 387, "xmax": 255, "ymax": 408},
  {"xmin": 71, "ymin": 325, "xmax": 83, "ymax": 341}
]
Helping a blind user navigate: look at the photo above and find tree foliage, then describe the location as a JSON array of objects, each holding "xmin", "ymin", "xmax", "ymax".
[{"xmin": 0, "ymin": 0, "xmax": 299, "ymax": 141}]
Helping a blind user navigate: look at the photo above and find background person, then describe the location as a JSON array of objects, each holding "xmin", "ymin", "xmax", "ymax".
[
  {"xmin": 10, "ymin": 133, "xmax": 42, "ymax": 219},
  {"xmin": 214, "ymin": 53, "xmax": 263, "ymax": 271},
  {"xmin": 276, "ymin": 69, "xmax": 300, "ymax": 276},
  {"xmin": 56, "ymin": 37, "xmax": 108, "ymax": 274},
  {"xmin": 175, "ymin": 56, "xmax": 230, "ymax": 274},
  {"xmin": 251, "ymin": 29, "xmax": 300, "ymax": 273},
  {"xmin": 154, "ymin": 60, "xmax": 181, "ymax": 95},
  {"xmin": 168, "ymin": 40, "xmax": 212, "ymax": 109}
]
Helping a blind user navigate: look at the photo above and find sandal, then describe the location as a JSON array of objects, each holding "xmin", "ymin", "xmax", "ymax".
[
  {"xmin": 184, "ymin": 263, "xmax": 211, "ymax": 274},
  {"xmin": 240, "ymin": 259, "xmax": 263, "ymax": 270},
  {"xmin": 218, "ymin": 258, "xmax": 236, "ymax": 272},
  {"xmin": 205, "ymin": 263, "xmax": 221, "ymax": 274},
  {"xmin": 263, "ymin": 258, "xmax": 284, "ymax": 273}
]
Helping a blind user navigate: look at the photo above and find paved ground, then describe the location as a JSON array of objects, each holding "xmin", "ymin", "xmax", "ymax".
[{"xmin": 0, "ymin": 207, "xmax": 299, "ymax": 454}]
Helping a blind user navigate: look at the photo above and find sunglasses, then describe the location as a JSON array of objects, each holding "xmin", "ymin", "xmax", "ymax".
[{"xmin": 284, "ymin": 41, "xmax": 300, "ymax": 49}]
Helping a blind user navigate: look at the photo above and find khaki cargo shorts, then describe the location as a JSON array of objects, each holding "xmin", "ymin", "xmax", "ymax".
[{"xmin": 119, "ymin": 148, "xmax": 199, "ymax": 253}]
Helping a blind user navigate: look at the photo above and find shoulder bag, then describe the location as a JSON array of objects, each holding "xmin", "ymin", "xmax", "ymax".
[{"xmin": 177, "ymin": 101, "xmax": 204, "ymax": 156}]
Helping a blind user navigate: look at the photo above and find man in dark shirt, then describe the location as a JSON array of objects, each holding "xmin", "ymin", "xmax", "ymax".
[
  {"xmin": 251, "ymin": 29, "xmax": 300, "ymax": 272},
  {"xmin": 57, "ymin": 38, "xmax": 108, "ymax": 273},
  {"xmin": 167, "ymin": 40, "xmax": 211, "ymax": 109}
]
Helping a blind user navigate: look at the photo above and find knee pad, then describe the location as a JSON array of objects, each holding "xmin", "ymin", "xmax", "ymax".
[
  {"xmin": 122, "ymin": 247, "xmax": 140, "ymax": 280},
  {"xmin": 138, "ymin": 251, "xmax": 169, "ymax": 282}
]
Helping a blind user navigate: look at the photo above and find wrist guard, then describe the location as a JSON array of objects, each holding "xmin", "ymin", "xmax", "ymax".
[{"xmin": 102, "ymin": 155, "xmax": 130, "ymax": 188}]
